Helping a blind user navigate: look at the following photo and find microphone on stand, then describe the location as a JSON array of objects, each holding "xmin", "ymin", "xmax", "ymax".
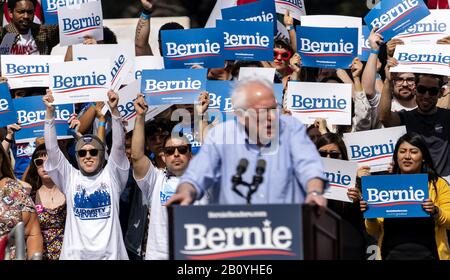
[
  {"xmin": 232, "ymin": 158, "xmax": 249, "ymax": 198},
  {"xmin": 248, "ymin": 159, "xmax": 266, "ymax": 204}
]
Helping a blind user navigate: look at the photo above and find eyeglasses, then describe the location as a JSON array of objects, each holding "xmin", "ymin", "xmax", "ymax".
[
  {"xmin": 319, "ymin": 151, "xmax": 341, "ymax": 159},
  {"xmin": 393, "ymin": 77, "xmax": 415, "ymax": 86},
  {"xmin": 34, "ymin": 158, "xmax": 45, "ymax": 167},
  {"xmin": 163, "ymin": 145, "xmax": 189, "ymax": 156},
  {"xmin": 274, "ymin": 50, "xmax": 292, "ymax": 61},
  {"xmin": 416, "ymin": 85, "xmax": 440, "ymax": 97},
  {"xmin": 77, "ymin": 149, "xmax": 100, "ymax": 158}
]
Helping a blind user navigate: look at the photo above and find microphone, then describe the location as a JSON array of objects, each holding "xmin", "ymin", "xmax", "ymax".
[
  {"xmin": 232, "ymin": 158, "xmax": 249, "ymax": 198},
  {"xmin": 248, "ymin": 159, "xmax": 266, "ymax": 204}
]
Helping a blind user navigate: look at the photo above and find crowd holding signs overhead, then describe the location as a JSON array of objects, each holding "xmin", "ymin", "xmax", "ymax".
[{"xmin": 0, "ymin": 0, "xmax": 450, "ymax": 261}]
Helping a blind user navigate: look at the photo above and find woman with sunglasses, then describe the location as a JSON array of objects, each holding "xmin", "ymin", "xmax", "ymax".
[
  {"xmin": 316, "ymin": 132, "xmax": 371, "ymax": 258},
  {"xmin": 23, "ymin": 144, "xmax": 66, "ymax": 260},
  {"xmin": 43, "ymin": 90, "xmax": 130, "ymax": 260},
  {"xmin": 0, "ymin": 144, "xmax": 43, "ymax": 259},
  {"xmin": 360, "ymin": 133, "xmax": 450, "ymax": 260}
]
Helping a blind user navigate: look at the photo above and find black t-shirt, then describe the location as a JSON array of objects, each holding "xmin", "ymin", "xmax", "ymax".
[{"xmin": 398, "ymin": 108, "xmax": 450, "ymax": 177}]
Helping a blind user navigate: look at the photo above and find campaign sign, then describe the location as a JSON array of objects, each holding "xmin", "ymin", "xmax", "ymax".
[
  {"xmin": 108, "ymin": 79, "xmax": 171, "ymax": 132},
  {"xmin": 72, "ymin": 43, "xmax": 135, "ymax": 89},
  {"xmin": 287, "ymin": 82, "xmax": 352, "ymax": 125},
  {"xmin": 41, "ymin": 0, "xmax": 97, "ymax": 25},
  {"xmin": 343, "ymin": 126, "xmax": 407, "ymax": 172},
  {"xmin": 141, "ymin": 68, "xmax": 207, "ymax": 105},
  {"xmin": 172, "ymin": 124, "xmax": 202, "ymax": 155},
  {"xmin": 13, "ymin": 96, "xmax": 74, "ymax": 143},
  {"xmin": 364, "ymin": 0, "xmax": 430, "ymax": 41},
  {"xmin": 206, "ymin": 80, "xmax": 235, "ymax": 124},
  {"xmin": 0, "ymin": 83, "xmax": 17, "ymax": 127},
  {"xmin": 322, "ymin": 158, "xmax": 358, "ymax": 203},
  {"xmin": 161, "ymin": 28, "xmax": 224, "ymax": 69},
  {"xmin": 217, "ymin": 20, "xmax": 274, "ymax": 61},
  {"xmin": 134, "ymin": 56, "xmax": 164, "ymax": 80},
  {"xmin": 1, "ymin": 55, "xmax": 64, "ymax": 89},
  {"xmin": 169, "ymin": 204, "xmax": 303, "ymax": 260},
  {"xmin": 359, "ymin": 26, "xmax": 371, "ymax": 61},
  {"xmin": 362, "ymin": 174, "xmax": 429, "ymax": 218},
  {"xmin": 49, "ymin": 59, "xmax": 110, "ymax": 105},
  {"xmin": 394, "ymin": 10, "xmax": 450, "ymax": 45},
  {"xmin": 58, "ymin": 1, "xmax": 104, "ymax": 46},
  {"xmin": 296, "ymin": 26, "xmax": 358, "ymax": 69},
  {"xmin": 221, "ymin": 0, "xmax": 277, "ymax": 33},
  {"xmin": 300, "ymin": 15, "xmax": 362, "ymax": 55},
  {"xmin": 274, "ymin": 83, "xmax": 283, "ymax": 106},
  {"xmin": 275, "ymin": 0, "xmax": 306, "ymax": 21},
  {"xmin": 391, "ymin": 44, "xmax": 450, "ymax": 76}
]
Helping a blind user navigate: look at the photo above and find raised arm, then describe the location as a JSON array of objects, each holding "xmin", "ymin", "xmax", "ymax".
[
  {"xmin": 378, "ymin": 57, "xmax": 401, "ymax": 127},
  {"xmin": 131, "ymin": 94, "xmax": 152, "ymax": 179},
  {"xmin": 284, "ymin": 10, "xmax": 296, "ymax": 51},
  {"xmin": 43, "ymin": 90, "xmax": 65, "ymax": 167},
  {"xmin": 107, "ymin": 90, "xmax": 128, "ymax": 169},
  {"xmin": 2, "ymin": 123, "xmax": 21, "ymax": 153},
  {"xmin": 135, "ymin": 0, "xmax": 154, "ymax": 56},
  {"xmin": 362, "ymin": 27, "xmax": 384, "ymax": 99}
]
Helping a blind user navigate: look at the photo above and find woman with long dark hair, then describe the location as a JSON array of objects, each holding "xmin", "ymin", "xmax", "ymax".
[
  {"xmin": 23, "ymin": 144, "xmax": 66, "ymax": 260},
  {"xmin": 361, "ymin": 133, "xmax": 450, "ymax": 260},
  {"xmin": 0, "ymin": 144, "xmax": 43, "ymax": 259}
]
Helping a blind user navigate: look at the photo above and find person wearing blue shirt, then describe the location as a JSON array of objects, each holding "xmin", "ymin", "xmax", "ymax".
[{"xmin": 167, "ymin": 78, "xmax": 328, "ymax": 206}]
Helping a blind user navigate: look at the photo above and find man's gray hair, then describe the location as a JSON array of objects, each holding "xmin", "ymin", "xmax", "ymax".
[{"xmin": 231, "ymin": 77, "xmax": 274, "ymax": 109}]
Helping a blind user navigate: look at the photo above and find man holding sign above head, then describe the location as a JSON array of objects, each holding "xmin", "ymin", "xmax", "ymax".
[
  {"xmin": 378, "ymin": 57, "xmax": 450, "ymax": 181},
  {"xmin": 43, "ymin": 89, "xmax": 130, "ymax": 260},
  {"xmin": 360, "ymin": 133, "xmax": 450, "ymax": 260},
  {"xmin": 1, "ymin": 0, "xmax": 59, "ymax": 55}
]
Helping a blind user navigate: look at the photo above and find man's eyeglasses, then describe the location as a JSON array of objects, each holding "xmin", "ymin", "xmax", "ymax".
[
  {"xmin": 416, "ymin": 85, "xmax": 440, "ymax": 97},
  {"xmin": 163, "ymin": 145, "xmax": 189, "ymax": 156},
  {"xmin": 77, "ymin": 149, "xmax": 100, "ymax": 158},
  {"xmin": 274, "ymin": 50, "xmax": 292, "ymax": 61},
  {"xmin": 34, "ymin": 158, "xmax": 45, "ymax": 167},
  {"xmin": 319, "ymin": 151, "xmax": 341, "ymax": 159},
  {"xmin": 393, "ymin": 77, "xmax": 415, "ymax": 86}
]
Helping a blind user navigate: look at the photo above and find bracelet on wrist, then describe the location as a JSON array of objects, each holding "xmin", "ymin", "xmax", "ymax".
[
  {"xmin": 98, "ymin": 121, "xmax": 106, "ymax": 127},
  {"xmin": 307, "ymin": 190, "xmax": 323, "ymax": 196},
  {"xmin": 370, "ymin": 49, "xmax": 380, "ymax": 55},
  {"xmin": 286, "ymin": 25, "xmax": 294, "ymax": 31},
  {"xmin": 140, "ymin": 11, "xmax": 151, "ymax": 20},
  {"xmin": 4, "ymin": 137, "xmax": 13, "ymax": 143}
]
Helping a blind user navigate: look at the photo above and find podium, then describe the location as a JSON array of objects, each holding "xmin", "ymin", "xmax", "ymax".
[{"xmin": 169, "ymin": 204, "xmax": 361, "ymax": 260}]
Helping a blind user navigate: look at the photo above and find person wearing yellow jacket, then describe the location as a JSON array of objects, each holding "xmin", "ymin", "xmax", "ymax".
[{"xmin": 359, "ymin": 133, "xmax": 450, "ymax": 260}]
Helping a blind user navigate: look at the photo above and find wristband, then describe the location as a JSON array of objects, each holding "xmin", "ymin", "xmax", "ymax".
[
  {"xmin": 98, "ymin": 121, "xmax": 106, "ymax": 127},
  {"xmin": 4, "ymin": 137, "xmax": 13, "ymax": 143},
  {"xmin": 370, "ymin": 49, "xmax": 379, "ymax": 55},
  {"xmin": 286, "ymin": 25, "xmax": 294, "ymax": 31},
  {"xmin": 140, "ymin": 11, "xmax": 151, "ymax": 20},
  {"xmin": 307, "ymin": 190, "xmax": 323, "ymax": 196}
]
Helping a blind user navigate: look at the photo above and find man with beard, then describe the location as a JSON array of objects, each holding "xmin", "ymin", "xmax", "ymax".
[
  {"xmin": 379, "ymin": 58, "xmax": 450, "ymax": 181},
  {"xmin": 0, "ymin": 0, "xmax": 58, "ymax": 55}
]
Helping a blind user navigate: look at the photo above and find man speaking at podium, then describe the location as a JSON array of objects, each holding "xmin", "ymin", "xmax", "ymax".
[{"xmin": 167, "ymin": 78, "xmax": 327, "ymax": 207}]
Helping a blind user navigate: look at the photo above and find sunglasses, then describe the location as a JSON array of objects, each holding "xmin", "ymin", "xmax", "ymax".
[
  {"xmin": 274, "ymin": 50, "xmax": 292, "ymax": 61},
  {"xmin": 393, "ymin": 77, "xmax": 415, "ymax": 86},
  {"xmin": 77, "ymin": 149, "xmax": 100, "ymax": 158},
  {"xmin": 163, "ymin": 145, "xmax": 189, "ymax": 156},
  {"xmin": 34, "ymin": 158, "xmax": 45, "ymax": 167},
  {"xmin": 416, "ymin": 85, "xmax": 440, "ymax": 97},
  {"xmin": 319, "ymin": 151, "xmax": 341, "ymax": 159}
]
